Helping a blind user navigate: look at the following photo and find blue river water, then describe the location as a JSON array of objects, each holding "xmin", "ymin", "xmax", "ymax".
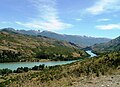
[
  {"xmin": 0, "ymin": 50, "xmax": 96, "ymax": 70},
  {"xmin": 86, "ymin": 50, "xmax": 97, "ymax": 57}
]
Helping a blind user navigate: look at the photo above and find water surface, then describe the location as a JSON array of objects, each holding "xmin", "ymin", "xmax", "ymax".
[
  {"xmin": 0, "ymin": 61, "xmax": 75, "ymax": 70},
  {"xmin": 86, "ymin": 50, "xmax": 97, "ymax": 57},
  {"xmin": 0, "ymin": 51, "xmax": 96, "ymax": 70}
]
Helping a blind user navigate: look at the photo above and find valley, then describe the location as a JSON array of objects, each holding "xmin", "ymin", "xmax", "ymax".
[
  {"xmin": 0, "ymin": 28, "xmax": 120, "ymax": 87},
  {"xmin": 0, "ymin": 0, "xmax": 120, "ymax": 87}
]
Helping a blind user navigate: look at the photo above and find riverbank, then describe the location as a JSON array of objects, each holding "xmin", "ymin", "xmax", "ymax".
[
  {"xmin": 0, "ymin": 50, "xmax": 94, "ymax": 70},
  {"xmin": 0, "ymin": 51, "xmax": 120, "ymax": 87},
  {"xmin": 0, "ymin": 60, "xmax": 75, "ymax": 70}
]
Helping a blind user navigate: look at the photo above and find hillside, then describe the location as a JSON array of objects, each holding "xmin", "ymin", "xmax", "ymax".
[
  {"xmin": 0, "ymin": 29, "xmax": 88, "ymax": 62},
  {"xmin": 1, "ymin": 28, "xmax": 111, "ymax": 47},
  {"xmin": 0, "ymin": 28, "xmax": 119, "ymax": 87},
  {"xmin": 39, "ymin": 31, "xmax": 111, "ymax": 47},
  {"xmin": 92, "ymin": 36, "xmax": 120, "ymax": 54},
  {"xmin": 0, "ymin": 50, "xmax": 120, "ymax": 87}
]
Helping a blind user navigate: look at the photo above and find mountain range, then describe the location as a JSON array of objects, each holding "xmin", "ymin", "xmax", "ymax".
[{"xmin": 1, "ymin": 28, "xmax": 111, "ymax": 47}]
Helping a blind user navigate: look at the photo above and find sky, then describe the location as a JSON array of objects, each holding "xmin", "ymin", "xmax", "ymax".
[{"xmin": 0, "ymin": 0, "xmax": 120, "ymax": 39}]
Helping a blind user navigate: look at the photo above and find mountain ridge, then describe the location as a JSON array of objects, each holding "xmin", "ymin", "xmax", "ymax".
[
  {"xmin": 0, "ymin": 28, "xmax": 111, "ymax": 47},
  {"xmin": 40, "ymin": 30, "xmax": 111, "ymax": 47},
  {"xmin": 92, "ymin": 36, "xmax": 120, "ymax": 54}
]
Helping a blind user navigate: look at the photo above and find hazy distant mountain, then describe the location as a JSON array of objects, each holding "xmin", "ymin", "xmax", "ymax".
[
  {"xmin": 0, "ymin": 28, "xmax": 41, "ymax": 35},
  {"xmin": 0, "ymin": 28, "xmax": 111, "ymax": 47},
  {"xmin": 17, "ymin": 30, "xmax": 41, "ymax": 35},
  {"xmin": 39, "ymin": 31, "xmax": 111, "ymax": 47},
  {"xmin": 92, "ymin": 36, "xmax": 120, "ymax": 54}
]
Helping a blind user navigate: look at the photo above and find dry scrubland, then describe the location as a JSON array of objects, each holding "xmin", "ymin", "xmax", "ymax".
[
  {"xmin": 0, "ymin": 51, "xmax": 120, "ymax": 87},
  {"xmin": 0, "ymin": 29, "xmax": 120, "ymax": 87}
]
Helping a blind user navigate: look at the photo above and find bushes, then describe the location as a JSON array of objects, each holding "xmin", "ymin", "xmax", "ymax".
[
  {"xmin": 0, "ymin": 50, "xmax": 22, "ymax": 63},
  {"xmin": 13, "ymin": 67, "xmax": 29, "ymax": 73},
  {"xmin": 0, "ymin": 83, "xmax": 5, "ymax": 87},
  {"xmin": 32, "ymin": 64, "xmax": 45, "ymax": 70},
  {"xmin": 0, "ymin": 48, "xmax": 85, "ymax": 63},
  {"xmin": 23, "ymin": 67, "xmax": 29, "ymax": 72},
  {"xmin": 0, "ymin": 68, "xmax": 12, "ymax": 75},
  {"xmin": 11, "ymin": 51, "xmax": 120, "ymax": 77},
  {"xmin": 0, "ymin": 51, "xmax": 120, "ymax": 87},
  {"xmin": 5, "ymin": 64, "xmax": 45, "ymax": 73},
  {"xmin": 75, "ymin": 51, "xmax": 120, "ymax": 76}
]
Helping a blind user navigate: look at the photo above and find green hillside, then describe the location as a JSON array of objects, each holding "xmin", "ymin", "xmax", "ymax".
[
  {"xmin": 92, "ymin": 36, "xmax": 120, "ymax": 54},
  {"xmin": 0, "ymin": 29, "xmax": 88, "ymax": 62}
]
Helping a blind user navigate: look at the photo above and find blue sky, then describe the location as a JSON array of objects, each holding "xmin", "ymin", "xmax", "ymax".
[{"xmin": 0, "ymin": 0, "xmax": 120, "ymax": 38}]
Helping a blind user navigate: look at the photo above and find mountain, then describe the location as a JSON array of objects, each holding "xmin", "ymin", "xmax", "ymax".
[
  {"xmin": 17, "ymin": 30, "xmax": 41, "ymax": 35},
  {"xmin": 0, "ymin": 29, "xmax": 88, "ymax": 62},
  {"xmin": 0, "ymin": 28, "xmax": 111, "ymax": 47},
  {"xmin": 0, "ymin": 28, "xmax": 41, "ymax": 35},
  {"xmin": 92, "ymin": 36, "xmax": 120, "ymax": 54},
  {"xmin": 39, "ymin": 31, "xmax": 111, "ymax": 47}
]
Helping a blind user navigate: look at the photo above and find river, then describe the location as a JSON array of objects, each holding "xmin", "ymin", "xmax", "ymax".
[
  {"xmin": 0, "ymin": 50, "xmax": 96, "ymax": 70},
  {"xmin": 86, "ymin": 50, "xmax": 97, "ymax": 57}
]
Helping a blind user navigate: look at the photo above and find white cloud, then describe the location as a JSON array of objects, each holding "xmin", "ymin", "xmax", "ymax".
[
  {"xmin": 86, "ymin": 0, "xmax": 120, "ymax": 15},
  {"xmin": 16, "ymin": 0, "xmax": 72, "ymax": 31},
  {"xmin": 97, "ymin": 18, "xmax": 111, "ymax": 22},
  {"xmin": 15, "ymin": 20, "xmax": 72, "ymax": 31},
  {"xmin": 75, "ymin": 18, "xmax": 82, "ymax": 21},
  {"xmin": 96, "ymin": 23, "xmax": 120, "ymax": 30}
]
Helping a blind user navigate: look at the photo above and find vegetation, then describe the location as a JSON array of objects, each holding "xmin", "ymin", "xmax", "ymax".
[
  {"xmin": 0, "ymin": 29, "xmax": 88, "ymax": 62},
  {"xmin": 0, "ymin": 64, "xmax": 45, "ymax": 76},
  {"xmin": 0, "ymin": 68, "xmax": 12, "ymax": 76},
  {"xmin": 31, "ymin": 64, "xmax": 45, "ymax": 70},
  {"xmin": 13, "ymin": 67, "xmax": 29, "ymax": 73},
  {"xmin": 92, "ymin": 36, "xmax": 120, "ymax": 54},
  {"xmin": 0, "ymin": 50, "xmax": 23, "ymax": 62},
  {"xmin": 2, "ymin": 28, "xmax": 110, "ymax": 47},
  {"xmin": 0, "ymin": 28, "xmax": 119, "ymax": 87},
  {"xmin": 0, "ymin": 51, "xmax": 120, "ymax": 86}
]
